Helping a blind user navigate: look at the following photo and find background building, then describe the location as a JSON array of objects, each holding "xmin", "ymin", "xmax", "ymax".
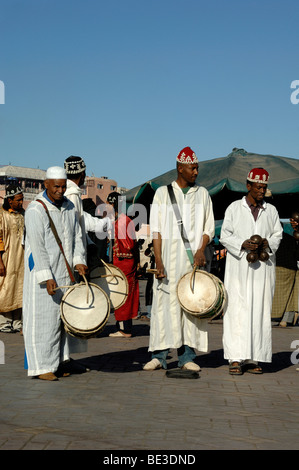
[
  {"xmin": 0, "ymin": 165, "xmax": 45, "ymax": 209},
  {"xmin": 82, "ymin": 175, "xmax": 119, "ymax": 206},
  {"xmin": 0, "ymin": 165, "xmax": 125, "ymax": 210}
]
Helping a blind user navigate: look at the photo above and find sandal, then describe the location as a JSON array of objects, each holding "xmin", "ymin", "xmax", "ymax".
[
  {"xmin": 229, "ymin": 361, "xmax": 243, "ymax": 375},
  {"xmin": 245, "ymin": 365, "xmax": 263, "ymax": 374},
  {"xmin": 109, "ymin": 331, "xmax": 132, "ymax": 338}
]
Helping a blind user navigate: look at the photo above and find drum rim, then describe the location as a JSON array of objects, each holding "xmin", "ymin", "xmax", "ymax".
[
  {"xmin": 61, "ymin": 281, "xmax": 110, "ymax": 334},
  {"xmin": 89, "ymin": 264, "xmax": 129, "ymax": 309},
  {"xmin": 177, "ymin": 269, "xmax": 226, "ymax": 317},
  {"xmin": 206, "ymin": 276, "xmax": 227, "ymax": 320},
  {"xmin": 64, "ymin": 324, "xmax": 106, "ymax": 339}
]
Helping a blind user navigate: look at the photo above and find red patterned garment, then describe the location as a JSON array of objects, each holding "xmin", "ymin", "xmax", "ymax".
[{"xmin": 112, "ymin": 213, "xmax": 139, "ymax": 322}]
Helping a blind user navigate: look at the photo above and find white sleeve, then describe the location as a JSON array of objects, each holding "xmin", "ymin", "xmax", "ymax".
[
  {"xmin": 149, "ymin": 188, "xmax": 162, "ymax": 237},
  {"xmin": 24, "ymin": 206, "xmax": 53, "ymax": 283},
  {"xmin": 84, "ymin": 212, "xmax": 112, "ymax": 238},
  {"xmin": 202, "ymin": 189, "xmax": 215, "ymax": 243},
  {"xmin": 220, "ymin": 204, "xmax": 245, "ymax": 258}
]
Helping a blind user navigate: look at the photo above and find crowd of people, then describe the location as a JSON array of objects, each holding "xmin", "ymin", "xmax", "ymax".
[{"xmin": 0, "ymin": 148, "xmax": 298, "ymax": 380}]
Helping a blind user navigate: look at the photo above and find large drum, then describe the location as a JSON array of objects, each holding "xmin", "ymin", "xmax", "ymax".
[
  {"xmin": 89, "ymin": 263, "xmax": 128, "ymax": 310},
  {"xmin": 177, "ymin": 269, "xmax": 226, "ymax": 320},
  {"xmin": 60, "ymin": 281, "xmax": 110, "ymax": 339}
]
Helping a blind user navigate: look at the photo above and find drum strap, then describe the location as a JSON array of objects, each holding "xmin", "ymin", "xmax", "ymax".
[
  {"xmin": 36, "ymin": 199, "xmax": 76, "ymax": 283},
  {"xmin": 167, "ymin": 184, "xmax": 194, "ymax": 266}
]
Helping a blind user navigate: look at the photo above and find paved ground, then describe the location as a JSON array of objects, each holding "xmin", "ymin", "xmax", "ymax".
[{"xmin": 0, "ymin": 280, "xmax": 299, "ymax": 451}]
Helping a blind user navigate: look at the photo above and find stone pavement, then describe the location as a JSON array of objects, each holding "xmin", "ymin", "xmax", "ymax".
[{"xmin": 0, "ymin": 280, "xmax": 299, "ymax": 451}]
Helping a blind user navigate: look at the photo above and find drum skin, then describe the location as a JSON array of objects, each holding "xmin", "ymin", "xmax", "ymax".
[
  {"xmin": 61, "ymin": 282, "xmax": 110, "ymax": 339},
  {"xmin": 89, "ymin": 264, "xmax": 128, "ymax": 310},
  {"xmin": 177, "ymin": 270, "xmax": 226, "ymax": 319}
]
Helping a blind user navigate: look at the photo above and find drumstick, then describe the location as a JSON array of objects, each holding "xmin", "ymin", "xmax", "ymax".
[
  {"xmin": 99, "ymin": 258, "xmax": 120, "ymax": 282},
  {"xmin": 53, "ymin": 276, "xmax": 90, "ymax": 303},
  {"xmin": 90, "ymin": 273, "xmax": 123, "ymax": 280},
  {"xmin": 190, "ymin": 265, "xmax": 197, "ymax": 293},
  {"xmin": 100, "ymin": 258, "xmax": 114, "ymax": 275},
  {"xmin": 53, "ymin": 284, "xmax": 73, "ymax": 290},
  {"xmin": 82, "ymin": 274, "xmax": 89, "ymax": 303}
]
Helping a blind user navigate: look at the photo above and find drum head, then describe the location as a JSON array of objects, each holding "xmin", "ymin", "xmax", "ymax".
[
  {"xmin": 89, "ymin": 264, "xmax": 128, "ymax": 310},
  {"xmin": 61, "ymin": 282, "xmax": 110, "ymax": 334},
  {"xmin": 177, "ymin": 270, "xmax": 219, "ymax": 316}
]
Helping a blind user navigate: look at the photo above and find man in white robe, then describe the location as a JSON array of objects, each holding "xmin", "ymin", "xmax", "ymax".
[
  {"xmin": 64, "ymin": 155, "xmax": 111, "ymax": 260},
  {"xmin": 63, "ymin": 157, "xmax": 111, "ymax": 367},
  {"xmin": 220, "ymin": 168, "xmax": 282, "ymax": 375},
  {"xmin": 23, "ymin": 167, "xmax": 88, "ymax": 381},
  {"xmin": 143, "ymin": 147, "xmax": 215, "ymax": 371}
]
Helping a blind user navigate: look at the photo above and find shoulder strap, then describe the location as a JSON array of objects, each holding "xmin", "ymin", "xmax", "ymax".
[
  {"xmin": 167, "ymin": 185, "xmax": 194, "ymax": 266},
  {"xmin": 36, "ymin": 199, "xmax": 75, "ymax": 283}
]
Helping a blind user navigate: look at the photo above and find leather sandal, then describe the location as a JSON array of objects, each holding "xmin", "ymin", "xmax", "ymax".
[
  {"xmin": 109, "ymin": 331, "xmax": 132, "ymax": 338},
  {"xmin": 37, "ymin": 372, "xmax": 58, "ymax": 381},
  {"xmin": 229, "ymin": 362, "xmax": 243, "ymax": 375},
  {"xmin": 245, "ymin": 365, "xmax": 263, "ymax": 374}
]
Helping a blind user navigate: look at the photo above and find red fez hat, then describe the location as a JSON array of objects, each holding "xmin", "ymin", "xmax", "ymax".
[
  {"xmin": 247, "ymin": 168, "xmax": 269, "ymax": 184},
  {"xmin": 176, "ymin": 147, "xmax": 199, "ymax": 164}
]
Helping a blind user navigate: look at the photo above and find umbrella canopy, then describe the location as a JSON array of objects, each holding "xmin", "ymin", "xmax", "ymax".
[{"xmin": 124, "ymin": 148, "xmax": 299, "ymax": 220}]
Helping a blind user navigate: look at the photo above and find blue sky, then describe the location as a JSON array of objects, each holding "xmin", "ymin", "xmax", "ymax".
[{"xmin": 0, "ymin": 0, "xmax": 298, "ymax": 189}]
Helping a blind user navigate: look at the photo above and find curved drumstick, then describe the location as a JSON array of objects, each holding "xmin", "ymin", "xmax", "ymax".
[{"xmin": 190, "ymin": 265, "xmax": 197, "ymax": 294}]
